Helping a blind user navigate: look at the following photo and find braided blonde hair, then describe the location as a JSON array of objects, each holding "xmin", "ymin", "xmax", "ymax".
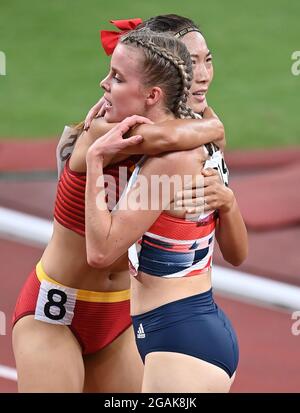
[{"xmin": 121, "ymin": 29, "xmax": 197, "ymax": 120}]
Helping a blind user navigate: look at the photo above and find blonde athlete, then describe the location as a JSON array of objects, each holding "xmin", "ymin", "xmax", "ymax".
[{"xmin": 85, "ymin": 28, "xmax": 247, "ymax": 393}]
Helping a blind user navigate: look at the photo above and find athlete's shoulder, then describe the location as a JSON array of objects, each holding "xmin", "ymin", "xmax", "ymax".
[
  {"xmin": 86, "ymin": 117, "xmax": 112, "ymax": 141},
  {"xmin": 141, "ymin": 146, "xmax": 208, "ymax": 178}
]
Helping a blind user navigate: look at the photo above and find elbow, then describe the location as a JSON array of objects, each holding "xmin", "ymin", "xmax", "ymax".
[
  {"xmin": 229, "ymin": 256, "xmax": 246, "ymax": 267},
  {"xmin": 87, "ymin": 251, "xmax": 113, "ymax": 269},
  {"xmin": 225, "ymin": 249, "xmax": 248, "ymax": 267}
]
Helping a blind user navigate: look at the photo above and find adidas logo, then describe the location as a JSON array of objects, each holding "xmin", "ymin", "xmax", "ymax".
[{"xmin": 137, "ymin": 323, "xmax": 145, "ymax": 339}]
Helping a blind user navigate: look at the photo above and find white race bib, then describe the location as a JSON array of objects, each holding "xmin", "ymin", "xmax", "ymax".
[
  {"xmin": 204, "ymin": 149, "xmax": 229, "ymax": 187},
  {"xmin": 35, "ymin": 280, "xmax": 78, "ymax": 325}
]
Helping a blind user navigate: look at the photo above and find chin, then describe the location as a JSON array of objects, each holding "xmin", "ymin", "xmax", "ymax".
[
  {"xmin": 104, "ymin": 111, "xmax": 117, "ymax": 123},
  {"xmin": 194, "ymin": 102, "xmax": 207, "ymax": 115},
  {"xmin": 105, "ymin": 111, "xmax": 129, "ymax": 124},
  {"xmin": 189, "ymin": 97, "xmax": 208, "ymax": 115}
]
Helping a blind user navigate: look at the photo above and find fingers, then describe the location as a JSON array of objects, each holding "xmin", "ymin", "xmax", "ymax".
[
  {"xmin": 118, "ymin": 115, "xmax": 154, "ymax": 135},
  {"xmin": 173, "ymin": 169, "xmax": 219, "ymax": 194},
  {"xmin": 185, "ymin": 196, "xmax": 215, "ymax": 214},
  {"xmin": 84, "ymin": 98, "xmax": 105, "ymax": 130},
  {"xmin": 186, "ymin": 206, "xmax": 214, "ymax": 214},
  {"xmin": 95, "ymin": 97, "xmax": 106, "ymax": 118},
  {"xmin": 175, "ymin": 180, "xmax": 212, "ymax": 200},
  {"xmin": 84, "ymin": 108, "xmax": 99, "ymax": 130},
  {"xmin": 89, "ymin": 135, "xmax": 144, "ymax": 158},
  {"xmin": 97, "ymin": 105, "xmax": 106, "ymax": 118},
  {"xmin": 174, "ymin": 181, "xmax": 226, "ymax": 213},
  {"xmin": 120, "ymin": 135, "xmax": 144, "ymax": 147},
  {"xmin": 175, "ymin": 193, "xmax": 214, "ymax": 208},
  {"xmin": 203, "ymin": 169, "xmax": 223, "ymax": 186},
  {"xmin": 175, "ymin": 188, "xmax": 204, "ymax": 204},
  {"xmin": 175, "ymin": 176, "xmax": 221, "ymax": 203},
  {"xmin": 84, "ymin": 111, "xmax": 94, "ymax": 131},
  {"xmin": 176, "ymin": 197, "xmax": 205, "ymax": 208},
  {"xmin": 202, "ymin": 167, "xmax": 218, "ymax": 177},
  {"xmin": 175, "ymin": 183, "xmax": 225, "ymax": 210},
  {"xmin": 182, "ymin": 176, "xmax": 218, "ymax": 191}
]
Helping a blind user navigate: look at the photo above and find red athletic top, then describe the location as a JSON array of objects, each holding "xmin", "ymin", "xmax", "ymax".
[{"xmin": 54, "ymin": 156, "xmax": 140, "ymax": 236}]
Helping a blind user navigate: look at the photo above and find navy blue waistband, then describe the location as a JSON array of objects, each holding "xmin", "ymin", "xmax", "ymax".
[{"xmin": 132, "ymin": 288, "xmax": 216, "ymax": 323}]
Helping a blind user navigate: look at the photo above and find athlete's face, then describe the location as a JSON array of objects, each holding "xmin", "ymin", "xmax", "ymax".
[
  {"xmin": 100, "ymin": 44, "xmax": 149, "ymax": 122},
  {"xmin": 181, "ymin": 31, "xmax": 214, "ymax": 114}
]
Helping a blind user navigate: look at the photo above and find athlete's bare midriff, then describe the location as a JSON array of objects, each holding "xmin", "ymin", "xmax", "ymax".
[
  {"xmin": 41, "ymin": 220, "xmax": 130, "ymax": 292},
  {"xmin": 130, "ymin": 269, "xmax": 212, "ymax": 316}
]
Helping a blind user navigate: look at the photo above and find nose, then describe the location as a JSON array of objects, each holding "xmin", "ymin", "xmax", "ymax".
[
  {"xmin": 100, "ymin": 74, "xmax": 110, "ymax": 91},
  {"xmin": 194, "ymin": 63, "xmax": 209, "ymax": 85}
]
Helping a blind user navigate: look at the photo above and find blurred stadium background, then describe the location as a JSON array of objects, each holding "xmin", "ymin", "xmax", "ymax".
[{"xmin": 0, "ymin": 0, "xmax": 299, "ymax": 393}]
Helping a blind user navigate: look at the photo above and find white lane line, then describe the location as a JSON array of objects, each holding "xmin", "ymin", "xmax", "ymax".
[
  {"xmin": 0, "ymin": 365, "xmax": 17, "ymax": 382},
  {"xmin": 213, "ymin": 266, "xmax": 300, "ymax": 312},
  {"xmin": 0, "ymin": 206, "xmax": 53, "ymax": 247}
]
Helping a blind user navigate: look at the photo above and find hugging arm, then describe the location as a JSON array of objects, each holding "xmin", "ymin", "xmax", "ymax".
[
  {"xmin": 85, "ymin": 152, "xmax": 180, "ymax": 268},
  {"xmin": 215, "ymin": 198, "xmax": 248, "ymax": 266},
  {"xmin": 174, "ymin": 168, "xmax": 248, "ymax": 266},
  {"xmin": 123, "ymin": 107, "xmax": 225, "ymax": 155},
  {"xmin": 82, "ymin": 106, "xmax": 224, "ymax": 165},
  {"xmin": 84, "ymin": 99, "xmax": 225, "ymax": 153}
]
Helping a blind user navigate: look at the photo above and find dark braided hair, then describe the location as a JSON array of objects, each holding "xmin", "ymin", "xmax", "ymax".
[
  {"xmin": 121, "ymin": 29, "xmax": 197, "ymax": 120},
  {"xmin": 138, "ymin": 14, "xmax": 202, "ymax": 38},
  {"xmin": 136, "ymin": 18, "xmax": 217, "ymax": 154}
]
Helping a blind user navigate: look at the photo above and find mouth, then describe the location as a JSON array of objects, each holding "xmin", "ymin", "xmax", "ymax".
[
  {"xmin": 104, "ymin": 96, "xmax": 113, "ymax": 110},
  {"xmin": 192, "ymin": 90, "xmax": 207, "ymax": 103}
]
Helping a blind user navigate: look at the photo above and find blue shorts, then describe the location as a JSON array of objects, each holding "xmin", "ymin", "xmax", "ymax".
[{"xmin": 131, "ymin": 289, "xmax": 239, "ymax": 378}]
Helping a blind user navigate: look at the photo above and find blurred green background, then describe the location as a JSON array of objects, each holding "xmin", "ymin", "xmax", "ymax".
[{"xmin": 0, "ymin": 0, "xmax": 299, "ymax": 148}]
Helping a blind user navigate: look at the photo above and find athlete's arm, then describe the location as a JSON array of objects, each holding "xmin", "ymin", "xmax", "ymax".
[
  {"xmin": 85, "ymin": 118, "xmax": 205, "ymax": 268},
  {"xmin": 215, "ymin": 197, "xmax": 248, "ymax": 266},
  {"xmin": 123, "ymin": 107, "xmax": 225, "ymax": 155},
  {"xmin": 84, "ymin": 99, "xmax": 225, "ymax": 153},
  {"xmin": 175, "ymin": 168, "xmax": 248, "ymax": 266},
  {"xmin": 81, "ymin": 106, "xmax": 225, "ymax": 165}
]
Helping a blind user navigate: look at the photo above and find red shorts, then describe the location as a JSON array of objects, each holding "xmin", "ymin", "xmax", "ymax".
[{"xmin": 12, "ymin": 262, "xmax": 132, "ymax": 355}]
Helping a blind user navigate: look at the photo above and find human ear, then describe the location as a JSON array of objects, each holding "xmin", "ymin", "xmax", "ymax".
[{"xmin": 145, "ymin": 86, "xmax": 163, "ymax": 107}]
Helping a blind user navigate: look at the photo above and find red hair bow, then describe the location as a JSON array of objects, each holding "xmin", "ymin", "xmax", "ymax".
[{"xmin": 100, "ymin": 18, "xmax": 143, "ymax": 55}]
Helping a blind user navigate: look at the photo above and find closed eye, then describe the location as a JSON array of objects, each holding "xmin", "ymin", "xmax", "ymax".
[{"xmin": 113, "ymin": 74, "xmax": 122, "ymax": 82}]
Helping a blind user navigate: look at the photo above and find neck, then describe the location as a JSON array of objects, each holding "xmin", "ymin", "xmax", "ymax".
[{"xmin": 145, "ymin": 107, "xmax": 175, "ymax": 123}]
